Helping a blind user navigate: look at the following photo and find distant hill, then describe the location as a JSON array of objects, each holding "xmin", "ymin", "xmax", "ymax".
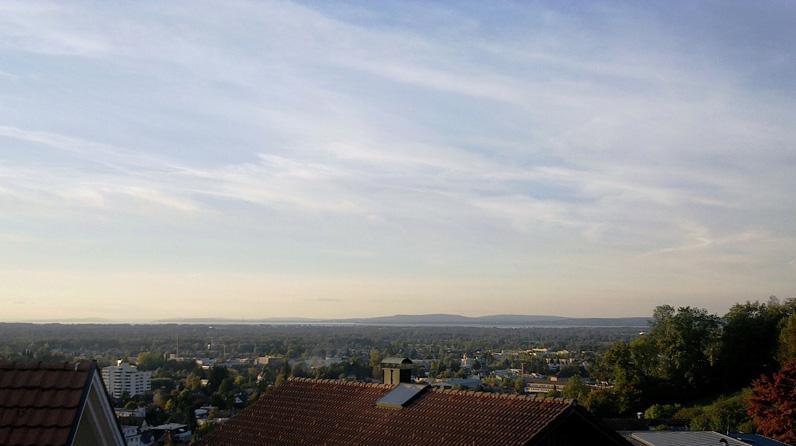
[
  {"xmin": 159, "ymin": 313, "xmax": 649, "ymax": 327},
  {"xmin": 337, "ymin": 314, "xmax": 649, "ymax": 327}
]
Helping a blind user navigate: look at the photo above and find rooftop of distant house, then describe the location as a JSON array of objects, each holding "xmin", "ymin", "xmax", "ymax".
[{"xmin": 622, "ymin": 431, "xmax": 789, "ymax": 446}]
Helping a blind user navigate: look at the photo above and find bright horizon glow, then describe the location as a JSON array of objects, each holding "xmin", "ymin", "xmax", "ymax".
[{"xmin": 1, "ymin": 1, "xmax": 795, "ymax": 321}]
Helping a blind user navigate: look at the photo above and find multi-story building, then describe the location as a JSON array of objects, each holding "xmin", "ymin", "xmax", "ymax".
[
  {"xmin": 102, "ymin": 360, "xmax": 151, "ymax": 398},
  {"xmin": 256, "ymin": 355, "xmax": 286, "ymax": 368}
]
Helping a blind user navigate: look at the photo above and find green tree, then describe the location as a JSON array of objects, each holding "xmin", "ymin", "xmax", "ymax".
[
  {"xmin": 513, "ymin": 378, "xmax": 525, "ymax": 395},
  {"xmin": 217, "ymin": 377, "xmax": 233, "ymax": 395},
  {"xmin": 672, "ymin": 392, "xmax": 753, "ymax": 432},
  {"xmin": 290, "ymin": 363, "xmax": 306, "ymax": 378},
  {"xmin": 185, "ymin": 373, "xmax": 202, "ymax": 391},
  {"xmin": 369, "ymin": 349, "xmax": 382, "ymax": 368},
  {"xmin": 643, "ymin": 403, "xmax": 679, "ymax": 420},
  {"xmin": 207, "ymin": 367, "xmax": 229, "ymax": 394},
  {"xmin": 719, "ymin": 300, "xmax": 790, "ymax": 388},
  {"xmin": 649, "ymin": 305, "xmax": 721, "ymax": 393},
  {"xmin": 778, "ymin": 312, "xmax": 796, "ymax": 362},
  {"xmin": 704, "ymin": 392, "xmax": 752, "ymax": 433},
  {"xmin": 136, "ymin": 351, "xmax": 166, "ymax": 371},
  {"xmin": 583, "ymin": 389, "xmax": 618, "ymax": 418},
  {"xmin": 603, "ymin": 305, "xmax": 723, "ymax": 411},
  {"xmin": 153, "ymin": 390, "xmax": 168, "ymax": 408},
  {"xmin": 603, "ymin": 341, "xmax": 644, "ymax": 413},
  {"xmin": 562, "ymin": 375, "xmax": 590, "ymax": 401}
]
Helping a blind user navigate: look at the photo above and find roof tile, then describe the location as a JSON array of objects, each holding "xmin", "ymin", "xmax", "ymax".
[
  {"xmin": 0, "ymin": 361, "xmax": 94, "ymax": 446},
  {"xmin": 206, "ymin": 378, "xmax": 577, "ymax": 446}
]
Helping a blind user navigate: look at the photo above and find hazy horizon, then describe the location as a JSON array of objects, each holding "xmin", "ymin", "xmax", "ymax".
[
  {"xmin": 6, "ymin": 311, "xmax": 652, "ymax": 321},
  {"xmin": 1, "ymin": 1, "xmax": 795, "ymax": 321}
]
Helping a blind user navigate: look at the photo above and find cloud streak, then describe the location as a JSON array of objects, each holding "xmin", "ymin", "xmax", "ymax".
[{"xmin": 0, "ymin": 0, "xmax": 794, "ymax": 320}]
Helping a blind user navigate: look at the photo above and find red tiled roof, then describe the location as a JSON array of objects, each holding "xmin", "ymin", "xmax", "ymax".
[
  {"xmin": 205, "ymin": 378, "xmax": 579, "ymax": 446},
  {"xmin": 0, "ymin": 361, "xmax": 94, "ymax": 446}
]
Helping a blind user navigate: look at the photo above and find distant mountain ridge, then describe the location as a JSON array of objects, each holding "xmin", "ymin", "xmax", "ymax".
[
  {"xmin": 159, "ymin": 313, "xmax": 650, "ymax": 327},
  {"xmin": 337, "ymin": 314, "xmax": 648, "ymax": 327}
]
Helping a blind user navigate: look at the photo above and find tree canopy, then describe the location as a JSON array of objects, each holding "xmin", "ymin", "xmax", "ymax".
[
  {"xmin": 748, "ymin": 359, "xmax": 796, "ymax": 444},
  {"xmin": 600, "ymin": 300, "xmax": 795, "ymax": 415}
]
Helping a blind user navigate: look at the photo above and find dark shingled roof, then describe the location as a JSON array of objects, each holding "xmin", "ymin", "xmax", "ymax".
[
  {"xmin": 205, "ymin": 377, "xmax": 585, "ymax": 446},
  {"xmin": 0, "ymin": 361, "xmax": 94, "ymax": 446}
]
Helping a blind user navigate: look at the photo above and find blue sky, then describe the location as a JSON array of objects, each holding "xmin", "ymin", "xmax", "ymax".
[{"xmin": 0, "ymin": 1, "xmax": 794, "ymax": 321}]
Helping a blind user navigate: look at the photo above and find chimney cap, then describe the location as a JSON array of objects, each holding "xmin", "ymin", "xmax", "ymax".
[{"xmin": 381, "ymin": 357, "xmax": 413, "ymax": 368}]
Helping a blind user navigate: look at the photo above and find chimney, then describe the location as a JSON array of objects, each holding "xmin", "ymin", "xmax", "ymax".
[{"xmin": 380, "ymin": 357, "xmax": 413, "ymax": 385}]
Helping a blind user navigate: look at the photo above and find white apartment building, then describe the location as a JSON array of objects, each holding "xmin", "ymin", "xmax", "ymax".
[{"xmin": 102, "ymin": 360, "xmax": 152, "ymax": 398}]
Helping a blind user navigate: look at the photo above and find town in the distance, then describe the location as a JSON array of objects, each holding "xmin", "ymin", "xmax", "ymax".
[{"xmin": 1, "ymin": 297, "xmax": 794, "ymax": 445}]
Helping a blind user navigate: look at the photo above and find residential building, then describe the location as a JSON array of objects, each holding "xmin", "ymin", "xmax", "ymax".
[
  {"xmin": 122, "ymin": 425, "xmax": 144, "ymax": 446},
  {"xmin": 204, "ymin": 358, "xmax": 631, "ymax": 445},
  {"xmin": 524, "ymin": 378, "xmax": 563, "ymax": 395},
  {"xmin": 431, "ymin": 376, "xmax": 481, "ymax": 389},
  {"xmin": 114, "ymin": 406, "xmax": 146, "ymax": 419},
  {"xmin": 255, "ymin": 356, "xmax": 285, "ymax": 368},
  {"xmin": 460, "ymin": 352, "xmax": 473, "ymax": 369},
  {"xmin": 0, "ymin": 361, "xmax": 126, "ymax": 445},
  {"xmin": 623, "ymin": 431, "xmax": 751, "ymax": 445},
  {"xmin": 101, "ymin": 360, "xmax": 152, "ymax": 398},
  {"xmin": 728, "ymin": 433, "xmax": 791, "ymax": 446},
  {"xmin": 195, "ymin": 358, "xmax": 216, "ymax": 370},
  {"xmin": 150, "ymin": 423, "xmax": 192, "ymax": 443}
]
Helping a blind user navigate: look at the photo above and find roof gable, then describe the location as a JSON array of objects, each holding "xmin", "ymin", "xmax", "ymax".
[{"xmin": 0, "ymin": 361, "xmax": 123, "ymax": 446}]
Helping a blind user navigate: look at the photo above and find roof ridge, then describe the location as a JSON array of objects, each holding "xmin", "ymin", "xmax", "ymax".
[
  {"xmin": 287, "ymin": 377, "xmax": 393, "ymax": 389},
  {"xmin": 283, "ymin": 378, "xmax": 575, "ymax": 405},
  {"xmin": 0, "ymin": 360, "xmax": 95, "ymax": 371},
  {"xmin": 429, "ymin": 387, "xmax": 574, "ymax": 404}
]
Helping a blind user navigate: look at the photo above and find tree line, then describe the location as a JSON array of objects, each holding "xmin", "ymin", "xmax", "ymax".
[{"xmin": 583, "ymin": 298, "xmax": 795, "ymax": 442}]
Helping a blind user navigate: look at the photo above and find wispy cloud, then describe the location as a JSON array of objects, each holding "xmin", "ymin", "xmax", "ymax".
[{"xmin": 0, "ymin": 0, "xmax": 794, "ymax": 319}]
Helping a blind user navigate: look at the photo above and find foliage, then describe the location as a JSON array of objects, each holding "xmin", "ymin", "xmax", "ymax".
[
  {"xmin": 647, "ymin": 306, "xmax": 721, "ymax": 393},
  {"xmin": 601, "ymin": 300, "xmax": 795, "ymax": 415},
  {"xmin": 779, "ymin": 313, "xmax": 796, "ymax": 362},
  {"xmin": 512, "ymin": 378, "xmax": 525, "ymax": 395},
  {"xmin": 0, "ymin": 323, "xmax": 640, "ymax": 365},
  {"xmin": 562, "ymin": 375, "xmax": 590, "ymax": 401},
  {"xmin": 748, "ymin": 359, "xmax": 796, "ymax": 444},
  {"xmin": 602, "ymin": 340, "xmax": 644, "ymax": 413},
  {"xmin": 583, "ymin": 389, "xmax": 618, "ymax": 418},
  {"xmin": 643, "ymin": 403, "xmax": 680, "ymax": 420},
  {"xmin": 681, "ymin": 392, "xmax": 752, "ymax": 432},
  {"xmin": 185, "ymin": 373, "xmax": 202, "ymax": 391},
  {"xmin": 136, "ymin": 351, "xmax": 166, "ymax": 371},
  {"xmin": 151, "ymin": 377, "xmax": 176, "ymax": 392},
  {"xmin": 207, "ymin": 367, "xmax": 229, "ymax": 394},
  {"xmin": 719, "ymin": 299, "xmax": 795, "ymax": 389}
]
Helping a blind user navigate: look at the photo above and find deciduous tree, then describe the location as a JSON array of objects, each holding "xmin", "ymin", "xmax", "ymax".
[
  {"xmin": 720, "ymin": 300, "xmax": 792, "ymax": 388},
  {"xmin": 778, "ymin": 313, "xmax": 796, "ymax": 362},
  {"xmin": 747, "ymin": 360, "xmax": 796, "ymax": 443},
  {"xmin": 136, "ymin": 351, "xmax": 166, "ymax": 371},
  {"xmin": 562, "ymin": 375, "xmax": 590, "ymax": 401}
]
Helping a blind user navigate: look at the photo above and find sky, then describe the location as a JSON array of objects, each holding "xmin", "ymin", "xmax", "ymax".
[{"xmin": 0, "ymin": 1, "xmax": 794, "ymax": 321}]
